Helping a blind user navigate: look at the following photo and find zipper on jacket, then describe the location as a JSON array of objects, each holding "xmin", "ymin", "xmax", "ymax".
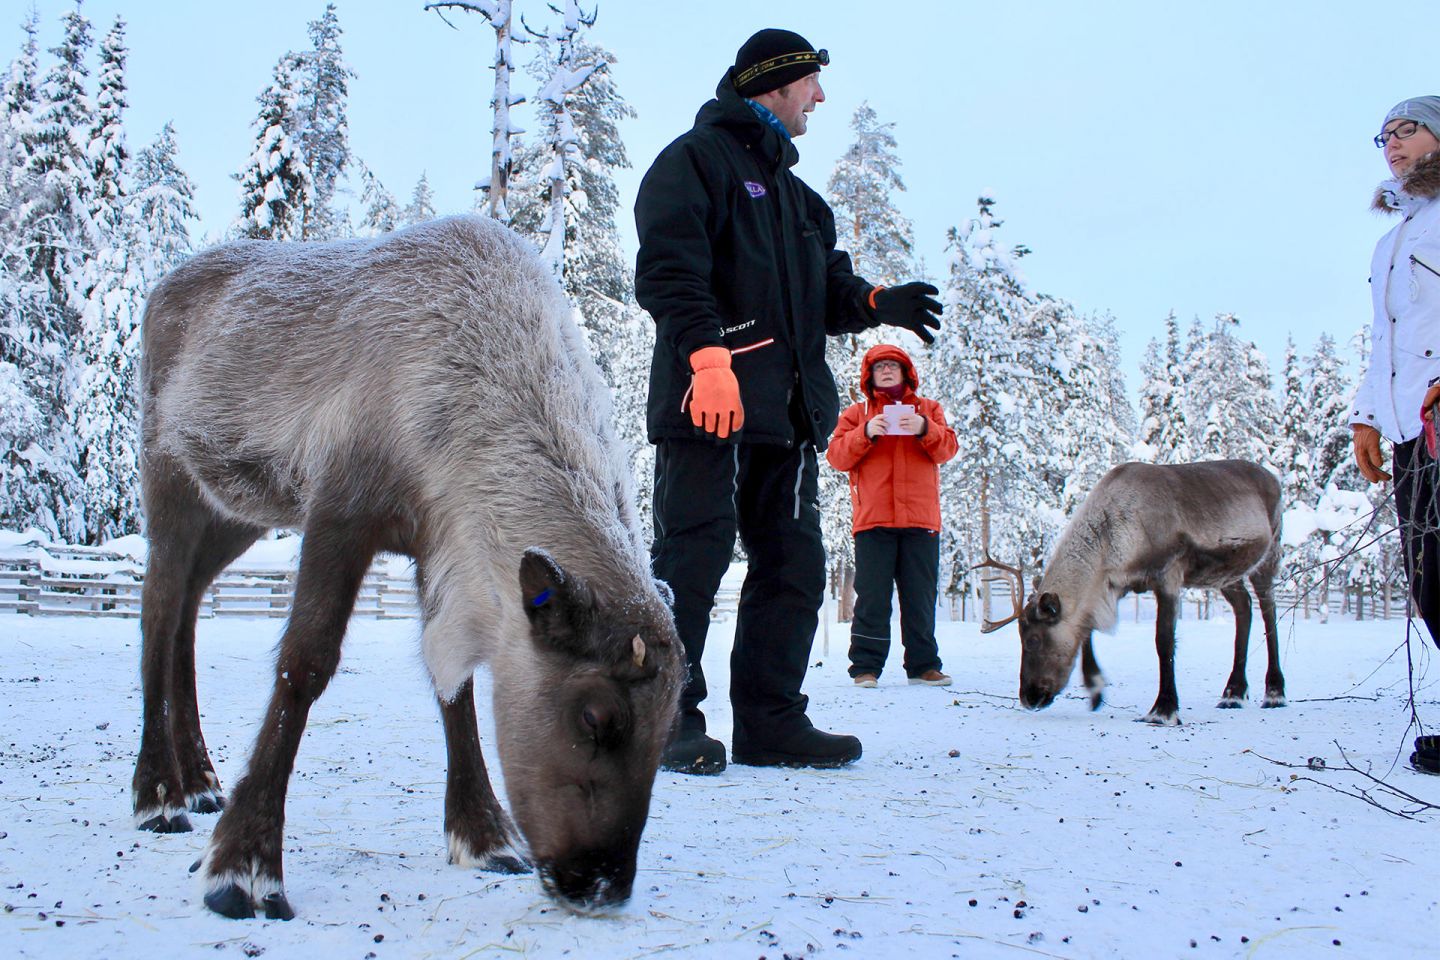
[{"xmin": 1412, "ymin": 253, "xmax": 1440, "ymax": 280}]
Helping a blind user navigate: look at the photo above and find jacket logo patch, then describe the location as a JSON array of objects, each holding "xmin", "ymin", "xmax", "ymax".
[{"xmin": 743, "ymin": 181, "xmax": 767, "ymax": 198}]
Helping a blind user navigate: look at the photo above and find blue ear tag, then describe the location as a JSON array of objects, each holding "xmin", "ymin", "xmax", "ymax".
[{"xmin": 531, "ymin": 589, "xmax": 552, "ymax": 607}]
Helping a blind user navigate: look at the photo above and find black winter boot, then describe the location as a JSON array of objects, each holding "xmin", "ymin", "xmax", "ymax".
[
  {"xmin": 732, "ymin": 725, "xmax": 862, "ymax": 769},
  {"xmin": 1411, "ymin": 735, "xmax": 1440, "ymax": 776},
  {"xmin": 661, "ymin": 730, "xmax": 726, "ymax": 775}
]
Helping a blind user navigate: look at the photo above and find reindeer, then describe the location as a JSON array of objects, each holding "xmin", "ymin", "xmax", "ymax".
[
  {"xmin": 978, "ymin": 460, "xmax": 1285, "ymax": 725},
  {"xmin": 130, "ymin": 216, "xmax": 682, "ymax": 919}
]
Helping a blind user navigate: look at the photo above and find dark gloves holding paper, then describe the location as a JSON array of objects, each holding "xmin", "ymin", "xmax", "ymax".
[{"xmin": 870, "ymin": 282, "xmax": 942, "ymax": 344}]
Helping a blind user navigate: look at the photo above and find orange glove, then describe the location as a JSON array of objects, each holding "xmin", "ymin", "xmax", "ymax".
[{"xmin": 688, "ymin": 346, "xmax": 743, "ymax": 438}]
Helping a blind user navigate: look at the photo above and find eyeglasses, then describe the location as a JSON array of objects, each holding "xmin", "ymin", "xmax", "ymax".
[
  {"xmin": 1375, "ymin": 120, "xmax": 1425, "ymax": 148},
  {"xmin": 872, "ymin": 361, "xmax": 903, "ymax": 371}
]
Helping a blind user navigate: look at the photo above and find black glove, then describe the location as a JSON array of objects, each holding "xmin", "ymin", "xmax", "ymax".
[{"xmin": 871, "ymin": 282, "xmax": 942, "ymax": 344}]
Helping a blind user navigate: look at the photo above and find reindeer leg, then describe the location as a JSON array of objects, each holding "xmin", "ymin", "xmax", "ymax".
[
  {"xmin": 1253, "ymin": 574, "xmax": 1286, "ymax": 707},
  {"xmin": 440, "ymin": 678, "xmax": 529, "ymax": 874},
  {"xmin": 171, "ymin": 518, "xmax": 265, "ymax": 815},
  {"xmin": 1080, "ymin": 634, "xmax": 1105, "ymax": 710},
  {"xmin": 198, "ymin": 516, "xmax": 375, "ymax": 920},
  {"xmin": 133, "ymin": 518, "xmax": 201, "ymax": 834},
  {"xmin": 1217, "ymin": 583, "xmax": 1252, "ymax": 708},
  {"xmin": 1142, "ymin": 591, "xmax": 1181, "ymax": 725},
  {"xmin": 134, "ymin": 459, "xmax": 258, "ymax": 832}
]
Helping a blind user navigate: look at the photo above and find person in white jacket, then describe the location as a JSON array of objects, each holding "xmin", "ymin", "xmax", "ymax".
[{"xmin": 1351, "ymin": 97, "xmax": 1440, "ymax": 649}]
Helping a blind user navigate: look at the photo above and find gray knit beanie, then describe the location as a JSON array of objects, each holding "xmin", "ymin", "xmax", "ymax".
[{"xmin": 1380, "ymin": 96, "xmax": 1440, "ymax": 141}]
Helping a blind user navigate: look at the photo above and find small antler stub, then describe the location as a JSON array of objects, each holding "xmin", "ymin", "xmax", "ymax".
[{"xmin": 631, "ymin": 634, "xmax": 645, "ymax": 668}]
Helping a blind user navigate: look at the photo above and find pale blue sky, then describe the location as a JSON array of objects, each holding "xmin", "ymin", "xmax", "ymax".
[{"xmin": 19, "ymin": 1, "xmax": 1440, "ymax": 388}]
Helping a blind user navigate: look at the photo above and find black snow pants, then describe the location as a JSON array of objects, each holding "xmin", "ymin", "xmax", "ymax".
[
  {"xmin": 650, "ymin": 437, "xmax": 824, "ymax": 747},
  {"xmin": 847, "ymin": 527, "xmax": 943, "ymax": 679},
  {"xmin": 1393, "ymin": 437, "xmax": 1440, "ymax": 648}
]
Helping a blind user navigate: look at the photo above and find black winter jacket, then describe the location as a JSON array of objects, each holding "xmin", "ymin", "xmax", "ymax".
[{"xmin": 635, "ymin": 71, "xmax": 879, "ymax": 450}]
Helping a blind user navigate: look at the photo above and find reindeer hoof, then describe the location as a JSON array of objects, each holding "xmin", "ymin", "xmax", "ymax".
[
  {"xmin": 189, "ymin": 792, "xmax": 225, "ymax": 815},
  {"xmin": 261, "ymin": 892, "xmax": 295, "ymax": 921},
  {"xmin": 137, "ymin": 810, "xmax": 192, "ymax": 834},
  {"xmin": 1138, "ymin": 711, "xmax": 1181, "ymax": 726},
  {"xmin": 1215, "ymin": 696, "xmax": 1243, "ymax": 709},
  {"xmin": 204, "ymin": 883, "xmax": 257, "ymax": 919},
  {"xmin": 480, "ymin": 853, "xmax": 531, "ymax": 875},
  {"xmin": 1261, "ymin": 695, "xmax": 1287, "ymax": 708}
]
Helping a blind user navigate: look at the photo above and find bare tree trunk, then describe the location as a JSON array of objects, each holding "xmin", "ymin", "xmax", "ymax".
[{"xmin": 425, "ymin": 2, "xmax": 522, "ymax": 222}]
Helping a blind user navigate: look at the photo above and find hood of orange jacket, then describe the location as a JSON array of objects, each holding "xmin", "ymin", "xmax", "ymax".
[{"xmin": 860, "ymin": 342, "xmax": 920, "ymax": 406}]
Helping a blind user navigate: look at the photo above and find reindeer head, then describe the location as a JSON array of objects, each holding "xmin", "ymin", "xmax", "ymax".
[
  {"xmin": 973, "ymin": 557, "xmax": 1077, "ymax": 711},
  {"xmin": 1016, "ymin": 590, "xmax": 1075, "ymax": 710},
  {"xmin": 493, "ymin": 549, "xmax": 682, "ymax": 913}
]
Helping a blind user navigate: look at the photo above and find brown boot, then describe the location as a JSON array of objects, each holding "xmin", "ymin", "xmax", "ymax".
[{"xmin": 908, "ymin": 669, "xmax": 951, "ymax": 686}]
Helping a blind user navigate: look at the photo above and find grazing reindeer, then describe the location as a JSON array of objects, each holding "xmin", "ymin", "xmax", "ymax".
[
  {"xmin": 979, "ymin": 460, "xmax": 1285, "ymax": 725},
  {"xmin": 130, "ymin": 216, "xmax": 682, "ymax": 919}
]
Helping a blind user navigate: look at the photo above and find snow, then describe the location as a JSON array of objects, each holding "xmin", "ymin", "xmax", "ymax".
[{"xmin": 1, "ymin": 568, "xmax": 1436, "ymax": 959}]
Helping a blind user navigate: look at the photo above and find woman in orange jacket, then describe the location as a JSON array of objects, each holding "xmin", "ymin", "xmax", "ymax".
[{"xmin": 827, "ymin": 344, "xmax": 959, "ymax": 687}]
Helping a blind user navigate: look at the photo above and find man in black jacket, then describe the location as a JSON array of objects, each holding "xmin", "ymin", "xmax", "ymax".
[{"xmin": 635, "ymin": 28, "xmax": 942, "ymax": 775}]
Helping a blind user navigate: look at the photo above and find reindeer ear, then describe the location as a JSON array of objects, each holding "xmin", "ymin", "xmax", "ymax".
[
  {"xmin": 1037, "ymin": 592, "xmax": 1062, "ymax": 622},
  {"xmin": 519, "ymin": 548, "xmax": 592, "ymax": 650}
]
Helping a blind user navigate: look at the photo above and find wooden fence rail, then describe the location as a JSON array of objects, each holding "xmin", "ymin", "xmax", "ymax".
[{"xmin": 0, "ymin": 539, "xmax": 741, "ymax": 622}]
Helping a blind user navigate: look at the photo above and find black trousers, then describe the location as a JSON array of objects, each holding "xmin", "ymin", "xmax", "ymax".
[
  {"xmin": 847, "ymin": 527, "xmax": 943, "ymax": 679},
  {"xmin": 650, "ymin": 438, "xmax": 824, "ymax": 746},
  {"xmin": 1393, "ymin": 438, "xmax": 1440, "ymax": 647}
]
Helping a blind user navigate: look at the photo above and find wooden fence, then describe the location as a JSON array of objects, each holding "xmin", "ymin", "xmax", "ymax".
[
  {"xmin": 943, "ymin": 580, "xmax": 1413, "ymax": 624},
  {"xmin": 0, "ymin": 537, "xmax": 740, "ymax": 622},
  {"xmin": 0, "ymin": 546, "xmax": 420, "ymax": 619}
]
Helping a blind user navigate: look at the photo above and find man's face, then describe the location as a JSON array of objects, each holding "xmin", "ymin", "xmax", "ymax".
[{"xmin": 756, "ymin": 72, "xmax": 825, "ymax": 137}]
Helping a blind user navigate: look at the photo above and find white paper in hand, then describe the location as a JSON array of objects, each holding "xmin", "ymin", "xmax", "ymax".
[{"xmin": 883, "ymin": 403, "xmax": 914, "ymax": 434}]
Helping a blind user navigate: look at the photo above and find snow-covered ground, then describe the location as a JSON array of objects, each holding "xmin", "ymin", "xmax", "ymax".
[{"xmin": 1, "ymin": 570, "xmax": 1436, "ymax": 959}]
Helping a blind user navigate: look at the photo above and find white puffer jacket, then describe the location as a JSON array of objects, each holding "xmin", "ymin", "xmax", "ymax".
[{"xmin": 1351, "ymin": 152, "xmax": 1440, "ymax": 443}]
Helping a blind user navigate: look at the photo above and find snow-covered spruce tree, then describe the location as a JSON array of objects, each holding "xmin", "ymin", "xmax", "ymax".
[
  {"xmin": 402, "ymin": 172, "xmax": 436, "ymax": 225},
  {"xmin": 1135, "ymin": 311, "xmax": 1192, "ymax": 463},
  {"xmin": 234, "ymin": 54, "xmax": 313, "ymax": 241},
  {"xmin": 519, "ymin": 1, "xmax": 597, "ymax": 278},
  {"xmin": 292, "ymin": 3, "xmax": 353, "ymax": 239},
  {"xmin": 1305, "ymin": 331, "xmax": 1359, "ymax": 491},
  {"xmin": 71, "ymin": 215, "xmax": 145, "ymax": 542},
  {"xmin": 1, "ymin": 10, "xmax": 41, "ymax": 216},
  {"xmin": 89, "ymin": 17, "xmax": 126, "ymax": 234},
  {"xmin": 929, "ymin": 198, "xmax": 1035, "ymax": 616},
  {"xmin": 1182, "ymin": 313, "xmax": 1278, "ymax": 466},
  {"xmin": 130, "ymin": 122, "xmax": 198, "ymax": 273},
  {"xmin": 1274, "ymin": 336, "xmax": 1312, "ymax": 508},
  {"xmin": 2, "ymin": 6, "xmax": 100, "ymax": 540},
  {"xmin": 357, "ymin": 160, "xmax": 400, "ymax": 236},
  {"xmin": 509, "ymin": 24, "xmax": 636, "ymax": 379},
  {"xmin": 819, "ymin": 102, "xmax": 918, "ymax": 601},
  {"xmin": 828, "ymin": 102, "xmax": 914, "ymax": 285},
  {"xmin": 425, "ymin": 1, "xmax": 523, "ymax": 221},
  {"xmin": 1044, "ymin": 301, "xmax": 1134, "ymax": 517},
  {"xmin": 22, "ymin": 5, "xmax": 98, "ymax": 314}
]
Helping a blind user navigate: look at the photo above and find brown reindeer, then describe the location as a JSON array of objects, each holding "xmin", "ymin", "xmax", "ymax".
[
  {"xmin": 130, "ymin": 216, "xmax": 682, "ymax": 919},
  {"xmin": 979, "ymin": 460, "xmax": 1285, "ymax": 725}
]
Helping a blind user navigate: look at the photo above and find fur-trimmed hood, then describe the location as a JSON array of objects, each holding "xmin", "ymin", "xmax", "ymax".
[{"xmin": 1373, "ymin": 150, "xmax": 1440, "ymax": 213}]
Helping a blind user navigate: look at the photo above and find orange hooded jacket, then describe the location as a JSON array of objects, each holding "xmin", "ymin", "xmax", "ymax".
[{"xmin": 826, "ymin": 343, "xmax": 958, "ymax": 535}]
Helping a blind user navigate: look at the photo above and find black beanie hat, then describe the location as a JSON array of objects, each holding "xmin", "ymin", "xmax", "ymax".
[{"xmin": 732, "ymin": 29, "xmax": 828, "ymax": 98}]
